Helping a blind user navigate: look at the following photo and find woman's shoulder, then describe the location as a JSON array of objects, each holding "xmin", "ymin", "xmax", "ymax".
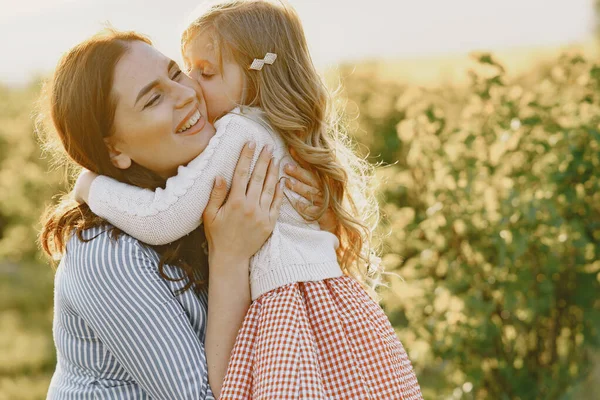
[
  {"xmin": 66, "ymin": 224, "xmax": 150, "ymax": 251},
  {"xmin": 63, "ymin": 225, "xmax": 159, "ymax": 275}
]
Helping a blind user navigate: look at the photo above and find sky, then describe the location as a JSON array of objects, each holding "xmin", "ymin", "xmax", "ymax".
[{"xmin": 0, "ymin": 0, "xmax": 595, "ymax": 85}]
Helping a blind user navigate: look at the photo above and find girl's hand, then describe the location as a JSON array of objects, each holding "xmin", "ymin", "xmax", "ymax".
[
  {"xmin": 203, "ymin": 142, "xmax": 285, "ymax": 267},
  {"xmin": 284, "ymin": 147, "xmax": 337, "ymax": 233},
  {"xmin": 73, "ymin": 169, "xmax": 98, "ymax": 204}
]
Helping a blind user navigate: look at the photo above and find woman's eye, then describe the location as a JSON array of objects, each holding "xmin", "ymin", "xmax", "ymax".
[
  {"xmin": 201, "ymin": 72, "xmax": 215, "ymax": 79},
  {"xmin": 143, "ymin": 94, "xmax": 160, "ymax": 109}
]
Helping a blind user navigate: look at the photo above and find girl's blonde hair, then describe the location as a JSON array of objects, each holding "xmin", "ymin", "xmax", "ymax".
[{"xmin": 182, "ymin": 0, "xmax": 382, "ymax": 287}]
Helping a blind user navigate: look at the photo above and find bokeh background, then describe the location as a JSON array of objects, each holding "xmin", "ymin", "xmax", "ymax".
[{"xmin": 1, "ymin": 0, "xmax": 599, "ymax": 399}]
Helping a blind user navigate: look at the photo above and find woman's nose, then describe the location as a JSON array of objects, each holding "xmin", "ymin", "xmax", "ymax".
[{"xmin": 174, "ymin": 83, "xmax": 196, "ymax": 109}]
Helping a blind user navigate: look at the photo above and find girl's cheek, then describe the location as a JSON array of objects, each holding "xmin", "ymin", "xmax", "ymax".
[{"xmin": 201, "ymin": 82, "xmax": 219, "ymax": 105}]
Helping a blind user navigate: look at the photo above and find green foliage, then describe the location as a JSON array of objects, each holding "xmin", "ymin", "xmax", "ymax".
[
  {"xmin": 341, "ymin": 53, "xmax": 600, "ymax": 399},
  {"xmin": 0, "ymin": 262, "xmax": 54, "ymax": 400},
  {"xmin": 1, "ymin": 52, "xmax": 600, "ymax": 399},
  {"xmin": 0, "ymin": 82, "xmax": 65, "ymax": 262},
  {"xmin": 0, "ymin": 82, "xmax": 65, "ymax": 399}
]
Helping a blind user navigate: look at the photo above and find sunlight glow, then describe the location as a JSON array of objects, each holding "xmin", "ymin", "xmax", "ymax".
[{"xmin": 0, "ymin": 0, "xmax": 594, "ymax": 84}]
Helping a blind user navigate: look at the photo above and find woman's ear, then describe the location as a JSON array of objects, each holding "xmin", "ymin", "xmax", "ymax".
[{"xmin": 104, "ymin": 138, "xmax": 132, "ymax": 170}]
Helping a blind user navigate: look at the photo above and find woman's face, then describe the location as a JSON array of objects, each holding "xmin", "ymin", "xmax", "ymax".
[
  {"xmin": 184, "ymin": 32, "xmax": 244, "ymax": 123},
  {"xmin": 108, "ymin": 41, "xmax": 216, "ymax": 178}
]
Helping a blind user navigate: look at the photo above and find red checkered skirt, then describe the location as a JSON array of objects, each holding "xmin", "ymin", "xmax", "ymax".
[{"xmin": 219, "ymin": 276, "xmax": 423, "ymax": 399}]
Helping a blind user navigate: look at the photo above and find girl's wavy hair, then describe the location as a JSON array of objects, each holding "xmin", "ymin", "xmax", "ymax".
[
  {"xmin": 182, "ymin": 0, "xmax": 382, "ymax": 287},
  {"xmin": 37, "ymin": 28, "xmax": 207, "ymax": 293}
]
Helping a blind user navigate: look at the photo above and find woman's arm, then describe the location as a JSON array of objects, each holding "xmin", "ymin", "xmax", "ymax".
[
  {"xmin": 205, "ymin": 256, "xmax": 250, "ymax": 397},
  {"xmin": 69, "ymin": 233, "xmax": 215, "ymax": 400},
  {"xmin": 202, "ymin": 141, "xmax": 284, "ymax": 397},
  {"xmin": 85, "ymin": 114, "xmax": 277, "ymax": 245}
]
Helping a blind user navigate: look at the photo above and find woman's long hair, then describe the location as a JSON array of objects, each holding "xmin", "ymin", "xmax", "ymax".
[
  {"xmin": 38, "ymin": 28, "xmax": 207, "ymax": 293},
  {"xmin": 182, "ymin": 0, "xmax": 382, "ymax": 286}
]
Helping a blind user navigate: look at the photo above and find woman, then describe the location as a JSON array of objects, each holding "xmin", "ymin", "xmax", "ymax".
[{"xmin": 40, "ymin": 29, "xmax": 326, "ymax": 398}]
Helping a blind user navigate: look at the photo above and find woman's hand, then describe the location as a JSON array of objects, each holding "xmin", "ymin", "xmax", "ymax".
[
  {"xmin": 203, "ymin": 141, "xmax": 285, "ymax": 266},
  {"xmin": 203, "ymin": 141, "xmax": 284, "ymax": 397},
  {"xmin": 284, "ymin": 147, "xmax": 337, "ymax": 233}
]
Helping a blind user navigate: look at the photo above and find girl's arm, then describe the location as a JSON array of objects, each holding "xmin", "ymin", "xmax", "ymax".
[
  {"xmin": 73, "ymin": 169, "xmax": 98, "ymax": 204},
  {"xmin": 202, "ymin": 141, "xmax": 284, "ymax": 397},
  {"xmin": 71, "ymin": 235, "xmax": 215, "ymax": 400},
  {"xmin": 86, "ymin": 114, "xmax": 277, "ymax": 245}
]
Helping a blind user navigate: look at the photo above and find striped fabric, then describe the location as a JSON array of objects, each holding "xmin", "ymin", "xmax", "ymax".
[{"xmin": 47, "ymin": 225, "xmax": 216, "ymax": 399}]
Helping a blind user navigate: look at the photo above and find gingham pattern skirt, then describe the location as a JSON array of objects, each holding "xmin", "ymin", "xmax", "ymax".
[{"xmin": 219, "ymin": 276, "xmax": 423, "ymax": 399}]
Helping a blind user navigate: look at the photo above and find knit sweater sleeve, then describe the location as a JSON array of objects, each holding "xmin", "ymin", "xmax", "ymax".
[{"xmin": 87, "ymin": 112, "xmax": 278, "ymax": 245}]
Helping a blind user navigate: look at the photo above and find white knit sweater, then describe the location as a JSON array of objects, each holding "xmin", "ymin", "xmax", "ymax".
[{"xmin": 88, "ymin": 108, "xmax": 342, "ymax": 300}]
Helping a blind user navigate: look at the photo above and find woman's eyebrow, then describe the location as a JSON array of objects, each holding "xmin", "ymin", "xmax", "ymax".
[{"xmin": 134, "ymin": 60, "xmax": 177, "ymax": 106}]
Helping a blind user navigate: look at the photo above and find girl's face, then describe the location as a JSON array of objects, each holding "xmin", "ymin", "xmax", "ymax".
[
  {"xmin": 184, "ymin": 32, "xmax": 245, "ymax": 123},
  {"xmin": 109, "ymin": 41, "xmax": 215, "ymax": 178}
]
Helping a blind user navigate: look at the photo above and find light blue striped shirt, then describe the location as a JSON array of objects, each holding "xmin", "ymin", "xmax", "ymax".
[{"xmin": 47, "ymin": 226, "xmax": 215, "ymax": 399}]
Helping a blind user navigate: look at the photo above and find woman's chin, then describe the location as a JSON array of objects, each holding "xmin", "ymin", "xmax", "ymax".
[{"xmin": 174, "ymin": 121, "xmax": 216, "ymax": 163}]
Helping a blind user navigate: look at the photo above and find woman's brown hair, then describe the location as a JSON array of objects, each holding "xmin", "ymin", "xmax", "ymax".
[{"xmin": 38, "ymin": 28, "xmax": 207, "ymax": 292}]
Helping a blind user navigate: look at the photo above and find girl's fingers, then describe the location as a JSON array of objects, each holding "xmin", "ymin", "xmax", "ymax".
[
  {"xmin": 230, "ymin": 142, "xmax": 256, "ymax": 200},
  {"xmin": 246, "ymin": 145, "xmax": 273, "ymax": 202},
  {"xmin": 260, "ymin": 157, "xmax": 280, "ymax": 208},
  {"xmin": 284, "ymin": 163, "xmax": 320, "ymax": 188},
  {"xmin": 288, "ymin": 195, "xmax": 321, "ymax": 220},
  {"xmin": 285, "ymin": 177, "xmax": 323, "ymax": 206}
]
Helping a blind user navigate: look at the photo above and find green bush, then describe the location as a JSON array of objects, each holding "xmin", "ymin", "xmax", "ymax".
[
  {"xmin": 0, "ymin": 82, "xmax": 65, "ymax": 262},
  {"xmin": 341, "ymin": 54, "xmax": 600, "ymax": 399},
  {"xmin": 1, "ymin": 53, "xmax": 600, "ymax": 399},
  {"xmin": 0, "ymin": 82, "xmax": 64, "ymax": 399}
]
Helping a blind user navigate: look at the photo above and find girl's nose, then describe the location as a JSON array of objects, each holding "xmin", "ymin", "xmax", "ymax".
[{"xmin": 189, "ymin": 68, "xmax": 202, "ymax": 83}]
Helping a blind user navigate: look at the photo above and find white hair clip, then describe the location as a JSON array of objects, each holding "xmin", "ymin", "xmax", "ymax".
[{"xmin": 249, "ymin": 53, "xmax": 278, "ymax": 70}]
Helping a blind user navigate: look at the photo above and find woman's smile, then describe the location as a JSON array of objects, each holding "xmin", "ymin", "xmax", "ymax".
[{"xmin": 175, "ymin": 107, "xmax": 207, "ymax": 136}]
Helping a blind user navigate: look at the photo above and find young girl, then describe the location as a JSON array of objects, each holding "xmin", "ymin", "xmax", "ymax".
[{"xmin": 75, "ymin": 0, "xmax": 422, "ymax": 398}]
